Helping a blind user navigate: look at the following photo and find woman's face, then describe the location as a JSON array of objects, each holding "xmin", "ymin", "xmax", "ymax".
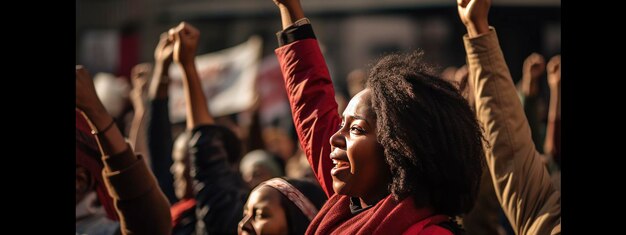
[
  {"xmin": 238, "ymin": 186, "xmax": 288, "ymax": 235},
  {"xmin": 329, "ymin": 89, "xmax": 390, "ymax": 201}
]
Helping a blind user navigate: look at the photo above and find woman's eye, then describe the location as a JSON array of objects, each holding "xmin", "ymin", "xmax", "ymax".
[{"xmin": 350, "ymin": 126, "xmax": 364, "ymax": 134}]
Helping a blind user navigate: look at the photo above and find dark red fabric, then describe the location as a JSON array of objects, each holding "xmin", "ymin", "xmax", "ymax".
[
  {"xmin": 170, "ymin": 198, "xmax": 197, "ymax": 227},
  {"xmin": 275, "ymin": 39, "xmax": 451, "ymax": 234},
  {"xmin": 76, "ymin": 110, "xmax": 119, "ymax": 221},
  {"xmin": 275, "ymin": 39, "xmax": 338, "ymax": 198},
  {"xmin": 307, "ymin": 194, "xmax": 451, "ymax": 235}
]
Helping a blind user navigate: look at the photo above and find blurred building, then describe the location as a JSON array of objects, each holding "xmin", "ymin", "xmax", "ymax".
[{"xmin": 76, "ymin": 0, "xmax": 560, "ymax": 95}]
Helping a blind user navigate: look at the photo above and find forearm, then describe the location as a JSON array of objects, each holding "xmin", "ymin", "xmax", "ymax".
[
  {"xmin": 128, "ymin": 90, "xmax": 145, "ymax": 149},
  {"xmin": 149, "ymin": 62, "xmax": 171, "ymax": 100},
  {"xmin": 147, "ymin": 98, "xmax": 174, "ymax": 161},
  {"xmin": 81, "ymin": 104, "xmax": 130, "ymax": 160},
  {"xmin": 465, "ymin": 19, "xmax": 490, "ymax": 38},
  {"xmin": 180, "ymin": 62, "xmax": 214, "ymax": 130},
  {"xmin": 544, "ymin": 86, "xmax": 560, "ymax": 155},
  {"xmin": 147, "ymin": 98, "xmax": 177, "ymax": 203},
  {"xmin": 549, "ymin": 86, "xmax": 560, "ymax": 120},
  {"xmin": 278, "ymin": 3, "xmax": 305, "ymax": 29}
]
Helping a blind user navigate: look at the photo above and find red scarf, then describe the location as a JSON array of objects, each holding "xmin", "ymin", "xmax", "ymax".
[
  {"xmin": 306, "ymin": 194, "xmax": 451, "ymax": 234},
  {"xmin": 170, "ymin": 198, "xmax": 197, "ymax": 227},
  {"xmin": 76, "ymin": 110, "xmax": 119, "ymax": 221}
]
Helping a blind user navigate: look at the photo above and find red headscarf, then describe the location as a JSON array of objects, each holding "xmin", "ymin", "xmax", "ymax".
[{"xmin": 76, "ymin": 110, "xmax": 119, "ymax": 221}]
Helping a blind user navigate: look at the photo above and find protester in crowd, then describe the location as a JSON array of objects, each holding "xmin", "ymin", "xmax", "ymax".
[
  {"xmin": 459, "ymin": 0, "xmax": 561, "ymax": 233},
  {"xmin": 238, "ymin": 177, "xmax": 327, "ymax": 235},
  {"xmin": 76, "ymin": 65, "xmax": 172, "ymax": 235},
  {"xmin": 270, "ymin": 0, "xmax": 486, "ymax": 233}
]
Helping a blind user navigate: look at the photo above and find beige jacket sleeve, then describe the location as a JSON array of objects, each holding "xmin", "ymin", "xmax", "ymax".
[
  {"xmin": 463, "ymin": 28, "xmax": 561, "ymax": 235},
  {"xmin": 102, "ymin": 143, "xmax": 172, "ymax": 235}
]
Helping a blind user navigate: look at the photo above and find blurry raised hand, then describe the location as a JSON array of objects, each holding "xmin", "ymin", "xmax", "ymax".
[
  {"xmin": 522, "ymin": 53, "xmax": 546, "ymax": 97},
  {"xmin": 544, "ymin": 55, "xmax": 561, "ymax": 159},
  {"xmin": 129, "ymin": 63, "xmax": 153, "ymax": 155},
  {"xmin": 155, "ymin": 33, "xmax": 175, "ymax": 66},
  {"xmin": 457, "ymin": 0, "xmax": 491, "ymax": 37},
  {"xmin": 547, "ymin": 55, "xmax": 561, "ymax": 89},
  {"xmin": 131, "ymin": 63, "xmax": 153, "ymax": 98},
  {"xmin": 150, "ymin": 33, "xmax": 174, "ymax": 99},
  {"xmin": 170, "ymin": 22, "xmax": 200, "ymax": 66}
]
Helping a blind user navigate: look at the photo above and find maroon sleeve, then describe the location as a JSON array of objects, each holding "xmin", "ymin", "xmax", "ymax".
[{"xmin": 275, "ymin": 38, "xmax": 340, "ymax": 198}]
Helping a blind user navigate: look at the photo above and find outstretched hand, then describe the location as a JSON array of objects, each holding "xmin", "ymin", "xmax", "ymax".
[
  {"xmin": 457, "ymin": 0, "xmax": 491, "ymax": 37},
  {"xmin": 170, "ymin": 22, "xmax": 200, "ymax": 66}
]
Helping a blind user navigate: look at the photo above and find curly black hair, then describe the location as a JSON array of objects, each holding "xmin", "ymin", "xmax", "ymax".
[{"xmin": 367, "ymin": 50, "xmax": 485, "ymax": 216}]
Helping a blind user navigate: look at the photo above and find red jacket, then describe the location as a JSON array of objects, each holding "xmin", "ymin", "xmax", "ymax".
[{"xmin": 275, "ymin": 38, "xmax": 452, "ymax": 235}]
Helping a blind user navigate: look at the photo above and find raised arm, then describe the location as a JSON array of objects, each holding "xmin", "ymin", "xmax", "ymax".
[
  {"xmin": 458, "ymin": 0, "xmax": 561, "ymax": 234},
  {"xmin": 170, "ymin": 22, "xmax": 248, "ymax": 234},
  {"xmin": 544, "ymin": 55, "xmax": 561, "ymax": 166},
  {"xmin": 171, "ymin": 22, "xmax": 214, "ymax": 129},
  {"xmin": 76, "ymin": 66, "xmax": 172, "ymax": 235},
  {"xmin": 272, "ymin": 0, "xmax": 339, "ymax": 197},
  {"xmin": 144, "ymin": 32, "xmax": 180, "ymax": 204},
  {"xmin": 128, "ymin": 63, "xmax": 152, "ymax": 164},
  {"xmin": 520, "ymin": 53, "xmax": 547, "ymax": 150}
]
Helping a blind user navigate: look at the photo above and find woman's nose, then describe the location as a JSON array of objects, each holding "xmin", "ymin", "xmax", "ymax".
[
  {"xmin": 238, "ymin": 214, "xmax": 254, "ymax": 235},
  {"xmin": 330, "ymin": 127, "xmax": 346, "ymax": 149}
]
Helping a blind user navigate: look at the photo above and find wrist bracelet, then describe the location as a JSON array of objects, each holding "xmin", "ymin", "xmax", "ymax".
[{"xmin": 91, "ymin": 119, "xmax": 115, "ymax": 135}]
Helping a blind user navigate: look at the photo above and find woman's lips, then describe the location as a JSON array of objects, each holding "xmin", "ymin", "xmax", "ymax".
[{"xmin": 331, "ymin": 159, "xmax": 350, "ymax": 176}]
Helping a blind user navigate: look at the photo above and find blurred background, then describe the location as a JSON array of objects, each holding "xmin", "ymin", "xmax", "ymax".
[{"xmin": 76, "ymin": 0, "xmax": 560, "ymax": 98}]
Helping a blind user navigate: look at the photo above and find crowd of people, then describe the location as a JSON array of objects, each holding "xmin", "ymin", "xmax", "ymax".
[{"xmin": 76, "ymin": 0, "xmax": 561, "ymax": 234}]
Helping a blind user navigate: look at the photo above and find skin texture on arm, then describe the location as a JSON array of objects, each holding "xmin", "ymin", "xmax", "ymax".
[
  {"xmin": 77, "ymin": 66, "xmax": 129, "ymax": 157},
  {"xmin": 544, "ymin": 55, "xmax": 561, "ymax": 165},
  {"xmin": 128, "ymin": 63, "xmax": 152, "ymax": 165},
  {"xmin": 76, "ymin": 66, "xmax": 172, "ymax": 235},
  {"xmin": 272, "ymin": 0, "xmax": 339, "ymax": 197},
  {"xmin": 149, "ymin": 33, "xmax": 175, "ymax": 100},
  {"xmin": 458, "ymin": 0, "xmax": 561, "ymax": 234},
  {"xmin": 273, "ymin": 0, "xmax": 306, "ymax": 29},
  {"xmin": 170, "ymin": 22, "xmax": 214, "ymax": 130}
]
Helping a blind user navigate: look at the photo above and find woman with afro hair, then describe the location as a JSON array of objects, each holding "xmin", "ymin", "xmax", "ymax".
[{"xmin": 268, "ymin": 0, "xmax": 487, "ymax": 234}]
